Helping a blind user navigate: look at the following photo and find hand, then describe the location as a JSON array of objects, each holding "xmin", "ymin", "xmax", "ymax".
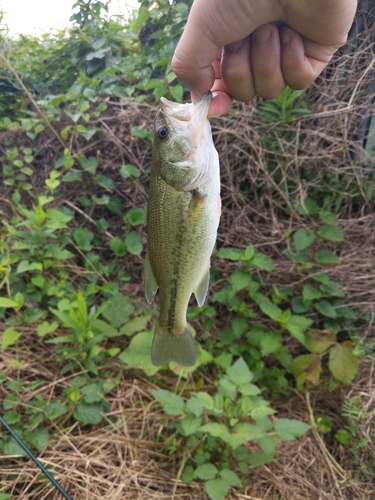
[{"xmin": 172, "ymin": 0, "xmax": 357, "ymax": 116}]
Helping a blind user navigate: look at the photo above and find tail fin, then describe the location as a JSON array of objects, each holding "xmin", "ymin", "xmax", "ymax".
[{"xmin": 151, "ymin": 323, "xmax": 196, "ymax": 367}]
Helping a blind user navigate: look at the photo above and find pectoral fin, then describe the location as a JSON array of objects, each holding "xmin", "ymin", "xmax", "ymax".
[
  {"xmin": 194, "ymin": 267, "xmax": 210, "ymax": 307},
  {"xmin": 144, "ymin": 252, "xmax": 158, "ymax": 304}
]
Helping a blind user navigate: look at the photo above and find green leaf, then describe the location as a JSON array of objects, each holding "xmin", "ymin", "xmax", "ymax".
[
  {"xmin": 0, "ymin": 493, "xmax": 12, "ymax": 499},
  {"xmin": 199, "ymin": 422, "xmax": 229, "ymax": 438},
  {"xmin": 216, "ymin": 247, "xmax": 244, "ymax": 261},
  {"xmin": 219, "ymin": 469, "xmax": 242, "ymax": 486},
  {"xmin": 205, "ymin": 478, "xmax": 229, "ymax": 500},
  {"xmin": 250, "ymin": 253, "xmax": 275, "ymax": 271},
  {"xmin": 16, "ymin": 260, "xmax": 42, "ymax": 274},
  {"xmin": 317, "ymin": 225, "xmax": 344, "ymax": 242},
  {"xmin": 252, "ymin": 292, "xmax": 282, "ymax": 321},
  {"xmin": 118, "ymin": 330, "xmax": 160, "ymax": 375},
  {"xmin": 292, "ymin": 354, "xmax": 322, "ymax": 391},
  {"xmin": 3, "ymin": 410, "xmax": 22, "ymax": 424},
  {"xmin": 120, "ymin": 315, "xmax": 151, "ymax": 336},
  {"xmin": 315, "ymin": 300, "xmax": 337, "ymax": 319},
  {"xmin": 169, "ymin": 84, "xmax": 184, "ymax": 102},
  {"xmin": 275, "ymin": 418, "xmax": 311, "ymax": 440},
  {"xmin": 314, "ymin": 249, "xmax": 340, "ymax": 264},
  {"xmin": 183, "ymin": 465, "xmax": 195, "ymax": 483},
  {"xmin": 2, "ymin": 327, "xmax": 22, "ymax": 349},
  {"xmin": 125, "ymin": 231, "xmax": 142, "ymax": 255},
  {"xmin": 110, "ymin": 236, "xmax": 127, "ymax": 257},
  {"xmin": 3, "ymin": 438, "xmax": 27, "ymax": 455},
  {"xmin": 37, "ymin": 321, "xmax": 59, "ymax": 338},
  {"xmin": 30, "ymin": 428, "xmax": 49, "ymax": 452},
  {"xmin": 231, "ymin": 422, "xmax": 265, "ymax": 442},
  {"xmin": 248, "ymin": 451, "xmax": 274, "ymax": 467},
  {"xmin": 193, "ymin": 392, "xmax": 215, "ymax": 411},
  {"xmin": 194, "ymin": 463, "xmax": 218, "ymax": 480},
  {"xmin": 293, "ymin": 228, "xmax": 316, "ymax": 251},
  {"xmin": 302, "ymin": 284, "xmax": 322, "ymax": 301},
  {"xmin": 132, "ymin": 5, "xmax": 150, "ymax": 34},
  {"xmin": 119, "ymin": 164, "xmax": 140, "ymax": 178},
  {"xmin": 283, "ymin": 315, "xmax": 313, "ymax": 343},
  {"xmin": 335, "ymin": 429, "xmax": 351, "ymax": 445},
  {"xmin": 303, "ymin": 329, "xmax": 336, "ymax": 354},
  {"xmin": 228, "ymin": 269, "xmax": 253, "ymax": 292},
  {"xmin": 178, "ymin": 414, "xmax": 202, "ymax": 436},
  {"xmin": 150, "ymin": 389, "xmax": 185, "ymax": 416},
  {"xmin": 81, "ymin": 383, "xmax": 105, "ymax": 404},
  {"xmin": 186, "ymin": 397, "xmax": 204, "ymax": 417},
  {"xmin": 126, "ymin": 207, "xmax": 146, "ymax": 226},
  {"xmin": 73, "ymin": 227, "xmax": 94, "ymax": 251},
  {"xmin": 0, "ymin": 298, "xmax": 19, "ymax": 308},
  {"xmin": 328, "ymin": 342, "xmax": 359, "ymax": 384},
  {"xmin": 74, "ymin": 402, "xmax": 103, "ymax": 425},
  {"xmin": 226, "ymin": 357, "xmax": 253, "ymax": 385},
  {"xmin": 79, "ymin": 156, "xmax": 98, "ymax": 174},
  {"xmin": 97, "ymin": 174, "xmax": 116, "ymax": 191},
  {"xmin": 319, "ymin": 211, "xmax": 337, "ymax": 224},
  {"xmin": 45, "ymin": 401, "xmax": 69, "ymax": 420},
  {"xmin": 102, "ymin": 293, "xmax": 134, "ymax": 328}
]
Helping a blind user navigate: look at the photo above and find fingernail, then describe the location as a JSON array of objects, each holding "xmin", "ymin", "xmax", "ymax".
[
  {"xmin": 225, "ymin": 39, "xmax": 245, "ymax": 53},
  {"xmin": 281, "ymin": 27, "xmax": 293, "ymax": 45},
  {"xmin": 254, "ymin": 24, "xmax": 272, "ymax": 44}
]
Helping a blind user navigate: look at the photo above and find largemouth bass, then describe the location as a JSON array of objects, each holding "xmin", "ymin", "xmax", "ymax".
[{"xmin": 145, "ymin": 92, "xmax": 221, "ymax": 367}]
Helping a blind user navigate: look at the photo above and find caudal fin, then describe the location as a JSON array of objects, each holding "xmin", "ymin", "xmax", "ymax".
[{"xmin": 151, "ymin": 323, "xmax": 196, "ymax": 367}]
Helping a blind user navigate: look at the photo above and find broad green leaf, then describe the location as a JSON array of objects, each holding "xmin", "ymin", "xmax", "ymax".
[
  {"xmin": 258, "ymin": 435, "xmax": 277, "ymax": 454},
  {"xmin": 226, "ymin": 357, "xmax": 253, "ymax": 385},
  {"xmin": 283, "ymin": 315, "xmax": 313, "ymax": 343},
  {"xmin": 73, "ymin": 227, "xmax": 94, "ymax": 251},
  {"xmin": 74, "ymin": 402, "xmax": 103, "ymax": 425},
  {"xmin": 3, "ymin": 438, "xmax": 27, "ymax": 455},
  {"xmin": 193, "ymin": 392, "xmax": 215, "ymax": 410},
  {"xmin": 335, "ymin": 429, "xmax": 351, "ymax": 445},
  {"xmin": 132, "ymin": 5, "xmax": 150, "ymax": 35},
  {"xmin": 178, "ymin": 414, "xmax": 202, "ymax": 436},
  {"xmin": 118, "ymin": 330, "xmax": 160, "ymax": 375},
  {"xmin": 150, "ymin": 389, "xmax": 184, "ymax": 416},
  {"xmin": 102, "ymin": 293, "xmax": 134, "ymax": 328},
  {"xmin": 228, "ymin": 269, "xmax": 253, "ymax": 292},
  {"xmin": 119, "ymin": 164, "xmax": 140, "ymax": 178},
  {"xmin": 186, "ymin": 397, "xmax": 204, "ymax": 417},
  {"xmin": 3, "ymin": 410, "xmax": 21, "ymax": 424},
  {"xmin": 292, "ymin": 354, "xmax": 322, "ymax": 391},
  {"xmin": 248, "ymin": 451, "xmax": 274, "ymax": 467},
  {"xmin": 232, "ymin": 422, "xmax": 265, "ymax": 441},
  {"xmin": 216, "ymin": 247, "xmax": 244, "ymax": 261},
  {"xmin": 314, "ymin": 250, "xmax": 340, "ymax": 264},
  {"xmin": 0, "ymin": 298, "xmax": 19, "ymax": 308},
  {"xmin": 110, "ymin": 236, "xmax": 127, "ymax": 257},
  {"xmin": 16, "ymin": 260, "xmax": 42, "ymax": 274},
  {"xmin": 317, "ymin": 225, "xmax": 344, "ymax": 242},
  {"xmin": 205, "ymin": 478, "xmax": 229, "ymax": 500},
  {"xmin": 0, "ymin": 493, "xmax": 12, "ymax": 499},
  {"xmin": 120, "ymin": 315, "xmax": 151, "ymax": 336},
  {"xmin": 293, "ymin": 228, "xmax": 316, "ymax": 251},
  {"xmin": 37, "ymin": 321, "xmax": 59, "ymax": 338},
  {"xmin": 319, "ymin": 210, "xmax": 337, "ymax": 224},
  {"xmin": 2, "ymin": 327, "xmax": 22, "ymax": 349},
  {"xmin": 46, "ymin": 401, "xmax": 69, "ymax": 420},
  {"xmin": 219, "ymin": 469, "xmax": 242, "ymax": 486},
  {"xmin": 182, "ymin": 465, "xmax": 195, "ymax": 484},
  {"xmin": 303, "ymin": 329, "xmax": 336, "ymax": 354},
  {"xmin": 126, "ymin": 207, "xmax": 146, "ymax": 226},
  {"xmin": 30, "ymin": 428, "xmax": 50, "ymax": 452},
  {"xmin": 125, "ymin": 231, "xmax": 142, "ymax": 255},
  {"xmin": 250, "ymin": 253, "xmax": 275, "ymax": 271},
  {"xmin": 302, "ymin": 284, "xmax": 321, "ymax": 301},
  {"xmin": 79, "ymin": 156, "xmax": 98, "ymax": 174},
  {"xmin": 194, "ymin": 463, "xmax": 218, "ymax": 480},
  {"xmin": 328, "ymin": 342, "xmax": 359, "ymax": 384},
  {"xmin": 199, "ymin": 422, "xmax": 229, "ymax": 437},
  {"xmin": 252, "ymin": 292, "xmax": 282, "ymax": 321},
  {"xmin": 275, "ymin": 418, "xmax": 311, "ymax": 440},
  {"xmin": 82, "ymin": 383, "xmax": 105, "ymax": 404},
  {"xmin": 315, "ymin": 300, "xmax": 337, "ymax": 319}
]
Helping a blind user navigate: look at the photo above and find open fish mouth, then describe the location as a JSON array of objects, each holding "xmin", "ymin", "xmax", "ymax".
[{"xmin": 160, "ymin": 92, "xmax": 212, "ymax": 128}]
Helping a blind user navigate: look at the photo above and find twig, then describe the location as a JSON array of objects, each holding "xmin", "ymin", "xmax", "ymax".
[{"xmin": 65, "ymin": 200, "xmax": 114, "ymax": 239}]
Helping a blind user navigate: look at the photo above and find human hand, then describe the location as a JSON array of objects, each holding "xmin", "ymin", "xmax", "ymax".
[{"xmin": 172, "ymin": 0, "xmax": 357, "ymax": 116}]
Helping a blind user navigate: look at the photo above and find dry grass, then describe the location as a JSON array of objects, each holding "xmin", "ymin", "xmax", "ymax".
[{"xmin": 1, "ymin": 2, "xmax": 375, "ymax": 499}]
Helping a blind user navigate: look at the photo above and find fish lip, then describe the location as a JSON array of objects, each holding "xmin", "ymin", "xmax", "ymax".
[{"xmin": 160, "ymin": 92, "xmax": 212, "ymax": 124}]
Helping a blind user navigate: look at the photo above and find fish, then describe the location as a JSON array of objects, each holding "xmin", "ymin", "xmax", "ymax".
[{"xmin": 145, "ymin": 92, "xmax": 221, "ymax": 367}]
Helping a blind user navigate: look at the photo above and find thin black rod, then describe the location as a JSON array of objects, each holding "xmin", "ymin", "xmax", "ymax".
[{"xmin": 0, "ymin": 415, "xmax": 73, "ymax": 500}]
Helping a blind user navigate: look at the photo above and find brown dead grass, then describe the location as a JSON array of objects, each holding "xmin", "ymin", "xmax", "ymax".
[{"xmin": 1, "ymin": 1, "xmax": 375, "ymax": 499}]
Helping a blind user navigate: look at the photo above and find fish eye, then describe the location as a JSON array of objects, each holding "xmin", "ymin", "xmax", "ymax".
[{"xmin": 157, "ymin": 126, "xmax": 169, "ymax": 141}]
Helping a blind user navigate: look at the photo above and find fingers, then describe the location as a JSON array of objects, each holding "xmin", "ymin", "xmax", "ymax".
[{"xmin": 280, "ymin": 27, "xmax": 336, "ymax": 89}]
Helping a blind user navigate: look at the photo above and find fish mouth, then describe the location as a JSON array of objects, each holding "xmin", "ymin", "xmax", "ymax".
[{"xmin": 160, "ymin": 92, "xmax": 212, "ymax": 130}]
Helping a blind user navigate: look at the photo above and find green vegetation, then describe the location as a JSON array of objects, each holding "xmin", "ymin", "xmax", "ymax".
[{"xmin": 0, "ymin": 1, "xmax": 374, "ymax": 499}]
